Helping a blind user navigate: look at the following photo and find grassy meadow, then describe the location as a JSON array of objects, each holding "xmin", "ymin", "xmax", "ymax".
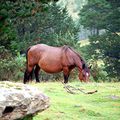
[{"xmin": 30, "ymin": 81, "xmax": 120, "ymax": 120}]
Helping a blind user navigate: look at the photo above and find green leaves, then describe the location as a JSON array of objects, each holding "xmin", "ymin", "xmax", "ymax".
[
  {"xmin": 0, "ymin": 0, "xmax": 78, "ymax": 54},
  {"xmin": 79, "ymin": 0, "xmax": 120, "ymax": 80},
  {"xmin": 79, "ymin": 0, "xmax": 110, "ymax": 30}
]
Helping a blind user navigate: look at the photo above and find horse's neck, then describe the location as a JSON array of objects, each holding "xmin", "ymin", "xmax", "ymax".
[
  {"xmin": 62, "ymin": 46, "xmax": 85, "ymax": 71},
  {"xmin": 67, "ymin": 47, "xmax": 85, "ymax": 71},
  {"xmin": 73, "ymin": 55, "xmax": 83, "ymax": 71},
  {"xmin": 74, "ymin": 54, "xmax": 88, "ymax": 74}
]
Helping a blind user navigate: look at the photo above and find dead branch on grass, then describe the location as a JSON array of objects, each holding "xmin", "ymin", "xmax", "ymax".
[{"xmin": 63, "ymin": 85, "xmax": 97, "ymax": 94}]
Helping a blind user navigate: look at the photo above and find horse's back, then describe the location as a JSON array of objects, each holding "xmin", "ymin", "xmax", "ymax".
[{"xmin": 29, "ymin": 44, "xmax": 61, "ymax": 53}]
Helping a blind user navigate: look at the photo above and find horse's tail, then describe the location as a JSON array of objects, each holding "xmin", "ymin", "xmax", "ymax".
[
  {"xmin": 25, "ymin": 47, "xmax": 31, "ymax": 70},
  {"xmin": 26, "ymin": 46, "xmax": 34, "ymax": 79},
  {"xmin": 26, "ymin": 47, "xmax": 31, "ymax": 63},
  {"xmin": 24, "ymin": 46, "xmax": 34, "ymax": 83}
]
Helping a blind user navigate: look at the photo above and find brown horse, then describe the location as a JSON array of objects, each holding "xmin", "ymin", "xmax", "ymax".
[{"xmin": 24, "ymin": 44, "xmax": 91, "ymax": 84}]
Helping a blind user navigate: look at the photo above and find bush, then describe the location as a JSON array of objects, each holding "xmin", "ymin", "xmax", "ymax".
[
  {"xmin": 0, "ymin": 51, "xmax": 26, "ymax": 81},
  {"xmin": 90, "ymin": 60, "xmax": 108, "ymax": 82}
]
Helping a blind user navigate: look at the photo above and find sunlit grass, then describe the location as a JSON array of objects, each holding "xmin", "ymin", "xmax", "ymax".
[{"xmin": 29, "ymin": 81, "xmax": 120, "ymax": 120}]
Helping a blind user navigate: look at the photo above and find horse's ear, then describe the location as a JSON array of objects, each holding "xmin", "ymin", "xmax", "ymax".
[{"xmin": 88, "ymin": 65, "xmax": 92, "ymax": 69}]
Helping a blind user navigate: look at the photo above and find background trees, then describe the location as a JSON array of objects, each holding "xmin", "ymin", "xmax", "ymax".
[
  {"xmin": 79, "ymin": 0, "xmax": 120, "ymax": 80},
  {"xmin": 0, "ymin": 0, "xmax": 119, "ymax": 81},
  {"xmin": 0, "ymin": 0, "xmax": 77, "ymax": 53}
]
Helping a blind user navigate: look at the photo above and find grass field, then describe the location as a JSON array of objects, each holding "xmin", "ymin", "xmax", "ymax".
[{"xmin": 31, "ymin": 81, "xmax": 120, "ymax": 120}]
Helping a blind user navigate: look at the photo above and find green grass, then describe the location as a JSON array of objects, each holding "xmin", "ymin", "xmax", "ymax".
[{"xmin": 31, "ymin": 82, "xmax": 120, "ymax": 120}]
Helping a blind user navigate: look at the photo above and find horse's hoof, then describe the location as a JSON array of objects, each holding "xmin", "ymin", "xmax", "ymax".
[{"xmin": 36, "ymin": 81, "xmax": 40, "ymax": 83}]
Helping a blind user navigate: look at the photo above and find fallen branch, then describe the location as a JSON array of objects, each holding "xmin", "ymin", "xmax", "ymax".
[
  {"xmin": 64, "ymin": 85, "xmax": 76, "ymax": 94},
  {"xmin": 86, "ymin": 90, "xmax": 98, "ymax": 94},
  {"xmin": 63, "ymin": 85, "xmax": 97, "ymax": 94}
]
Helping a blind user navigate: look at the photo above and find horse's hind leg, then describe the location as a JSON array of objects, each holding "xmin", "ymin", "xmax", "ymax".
[
  {"xmin": 24, "ymin": 66, "xmax": 34, "ymax": 84},
  {"xmin": 34, "ymin": 64, "xmax": 40, "ymax": 83},
  {"xmin": 24, "ymin": 69, "xmax": 28, "ymax": 84},
  {"xmin": 24, "ymin": 69, "xmax": 31, "ymax": 84},
  {"xmin": 29, "ymin": 68, "xmax": 34, "ymax": 82}
]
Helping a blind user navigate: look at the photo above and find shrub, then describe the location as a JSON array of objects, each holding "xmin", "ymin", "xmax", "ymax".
[
  {"xmin": 90, "ymin": 60, "xmax": 108, "ymax": 82},
  {"xmin": 0, "ymin": 50, "xmax": 26, "ymax": 81}
]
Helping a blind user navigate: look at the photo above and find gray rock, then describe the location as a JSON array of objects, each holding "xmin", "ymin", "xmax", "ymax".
[{"xmin": 0, "ymin": 81, "xmax": 50, "ymax": 120}]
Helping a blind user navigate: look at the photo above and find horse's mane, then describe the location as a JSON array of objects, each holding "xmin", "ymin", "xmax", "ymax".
[{"xmin": 62, "ymin": 45, "xmax": 88, "ymax": 70}]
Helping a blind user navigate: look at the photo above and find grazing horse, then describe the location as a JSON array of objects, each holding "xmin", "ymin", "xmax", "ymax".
[{"xmin": 24, "ymin": 44, "xmax": 90, "ymax": 84}]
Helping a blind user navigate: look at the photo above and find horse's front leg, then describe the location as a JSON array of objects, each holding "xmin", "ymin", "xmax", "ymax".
[
  {"xmin": 63, "ymin": 74, "xmax": 69, "ymax": 84},
  {"xmin": 63, "ymin": 67, "xmax": 70, "ymax": 84}
]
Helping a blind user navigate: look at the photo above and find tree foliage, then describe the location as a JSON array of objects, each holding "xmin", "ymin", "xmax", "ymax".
[
  {"xmin": 0, "ymin": 0, "xmax": 77, "ymax": 53},
  {"xmin": 79, "ymin": 0, "xmax": 120, "ymax": 80},
  {"xmin": 79, "ymin": 0, "xmax": 110, "ymax": 32},
  {"xmin": 37, "ymin": 3, "xmax": 78, "ymax": 46},
  {"xmin": 0, "ymin": 0, "xmax": 47, "ymax": 52}
]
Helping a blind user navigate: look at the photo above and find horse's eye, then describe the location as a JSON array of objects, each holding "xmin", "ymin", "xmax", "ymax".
[{"xmin": 83, "ymin": 74, "xmax": 85, "ymax": 77}]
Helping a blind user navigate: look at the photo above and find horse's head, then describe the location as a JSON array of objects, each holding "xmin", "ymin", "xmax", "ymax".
[{"xmin": 79, "ymin": 64, "xmax": 91, "ymax": 82}]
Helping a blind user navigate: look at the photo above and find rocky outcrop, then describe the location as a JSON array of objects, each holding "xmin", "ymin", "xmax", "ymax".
[{"xmin": 0, "ymin": 81, "xmax": 50, "ymax": 120}]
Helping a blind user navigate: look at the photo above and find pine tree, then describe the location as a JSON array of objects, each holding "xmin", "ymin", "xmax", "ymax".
[{"xmin": 0, "ymin": 0, "xmax": 78, "ymax": 53}]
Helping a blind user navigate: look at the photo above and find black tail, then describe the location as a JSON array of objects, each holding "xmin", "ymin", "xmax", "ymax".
[
  {"xmin": 26, "ymin": 47, "xmax": 31, "ymax": 64},
  {"xmin": 23, "ymin": 47, "xmax": 33, "ymax": 84}
]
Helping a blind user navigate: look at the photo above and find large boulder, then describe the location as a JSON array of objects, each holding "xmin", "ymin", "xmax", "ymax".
[{"xmin": 0, "ymin": 81, "xmax": 50, "ymax": 120}]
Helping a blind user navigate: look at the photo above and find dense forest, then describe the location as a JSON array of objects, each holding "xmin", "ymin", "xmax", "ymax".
[{"xmin": 0, "ymin": 0, "xmax": 120, "ymax": 82}]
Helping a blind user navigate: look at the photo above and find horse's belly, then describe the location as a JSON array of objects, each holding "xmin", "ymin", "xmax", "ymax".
[
  {"xmin": 39, "ymin": 60, "xmax": 63, "ymax": 73},
  {"xmin": 43, "ymin": 67, "xmax": 62, "ymax": 73}
]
